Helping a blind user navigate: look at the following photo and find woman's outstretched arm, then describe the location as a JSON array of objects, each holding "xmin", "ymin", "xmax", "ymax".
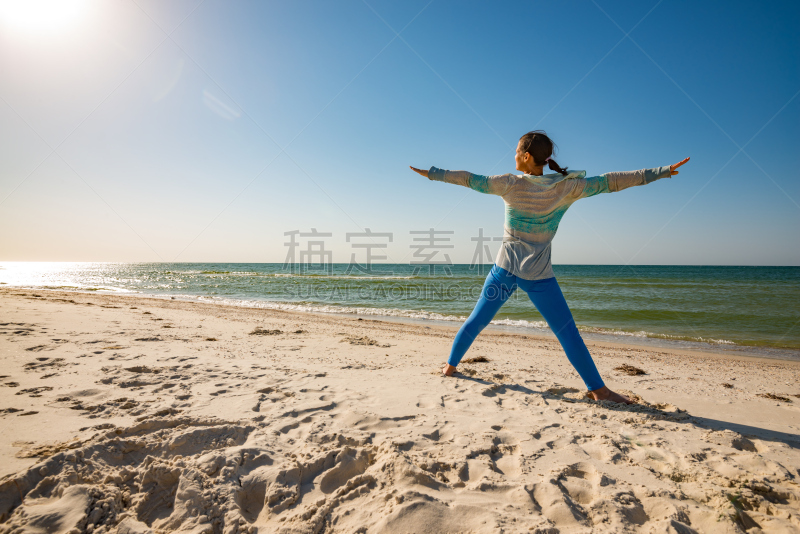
[
  {"xmin": 409, "ymin": 166, "xmax": 514, "ymax": 196},
  {"xmin": 570, "ymin": 158, "xmax": 690, "ymax": 200}
]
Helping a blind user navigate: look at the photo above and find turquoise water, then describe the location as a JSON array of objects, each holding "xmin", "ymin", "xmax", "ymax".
[{"xmin": 1, "ymin": 263, "xmax": 799, "ymax": 356}]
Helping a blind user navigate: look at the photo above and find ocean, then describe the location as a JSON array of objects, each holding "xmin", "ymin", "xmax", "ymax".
[{"xmin": 1, "ymin": 262, "xmax": 798, "ymax": 360}]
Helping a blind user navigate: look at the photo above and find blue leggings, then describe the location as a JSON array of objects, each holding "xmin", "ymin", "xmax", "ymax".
[{"xmin": 447, "ymin": 265, "xmax": 605, "ymax": 391}]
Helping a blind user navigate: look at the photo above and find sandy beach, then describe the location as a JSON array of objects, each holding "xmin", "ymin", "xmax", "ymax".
[{"xmin": 1, "ymin": 287, "xmax": 799, "ymax": 533}]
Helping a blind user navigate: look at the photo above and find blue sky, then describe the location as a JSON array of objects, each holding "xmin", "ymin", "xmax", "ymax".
[{"xmin": 1, "ymin": 0, "xmax": 798, "ymax": 265}]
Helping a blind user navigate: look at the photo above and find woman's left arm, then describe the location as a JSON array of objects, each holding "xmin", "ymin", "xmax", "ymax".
[{"xmin": 409, "ymin": 166, "xmax": 514, "ymax": 196}]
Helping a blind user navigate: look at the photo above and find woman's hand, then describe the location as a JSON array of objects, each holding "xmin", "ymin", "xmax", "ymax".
[
  {"xmin": 670, "ymin": 157, "xmax": 690, "ymax": 176},
  {"xmin": 409, "ymin": 166, "xmax": 429, "ymax": 178}
]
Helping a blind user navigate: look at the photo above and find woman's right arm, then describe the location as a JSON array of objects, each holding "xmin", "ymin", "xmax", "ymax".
[{"xmin": 571, "ymin": 158, "xmax": 689, "ymax": 200}]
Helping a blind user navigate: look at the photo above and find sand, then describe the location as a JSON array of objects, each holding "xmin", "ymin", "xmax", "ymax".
[{"xmin": 0, "ymin": 287, "xmax": 799, "ymax": 534}]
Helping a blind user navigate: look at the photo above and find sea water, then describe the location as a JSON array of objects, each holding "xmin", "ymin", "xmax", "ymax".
[{"xmin": 1, "ymin": 262, "xmax": 798, "ymax": 360}]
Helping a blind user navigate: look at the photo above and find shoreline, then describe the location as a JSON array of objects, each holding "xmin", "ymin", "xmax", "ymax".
[
  {"xmin": 2, "ymin": 286, "xmax": 800, "ymax": 532},
  {"xmin": 3, "ymin": 285, "xmax": 798, "ymax": 364}
]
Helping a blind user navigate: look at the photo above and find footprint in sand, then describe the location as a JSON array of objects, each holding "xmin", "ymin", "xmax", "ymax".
[
  {"xmin": 0, "ymin": 323, "xmax": 36, "ymax": 336},
  {"xmin": 531, "ymin": 423, "xmax": 562, "ymax": 441},
  {"xmin": 124, "ymin": 365, "xmax": 162, "ymax": 374},
  {"xmin": 470, "ymin": 437, "xmax": 523, "ymax": 478},
  {"xmin": 271, "ymin": 401, "xmax": 336, "ymax": 440},
  {"xmin": 15, "ymin": 386, "xmax": 53, "ymax": 397},
  {"xmin": 24, "ymin": 357, "xmax": 68, "ymax": 372},
  {"xmin": 577, "ymin": 435, "xmax": 625, "ymax": 464},
  {"xmin": 415, "ymin": 395, "xmax": 444, "ymax": 409},
  {"xmin": 252, "ymin": 387, "xmax": 295, "ymax": 411},
  {"xmin": 56, "ymin": 393, "xmax": 142, "ymax": 418},
  {"xmin": 264, "ymin": 440, "xmax": 378, "ymax": 521},
  {"xmin": 531, "ymin": 462, "xmax": 620, "ymax": 529}
]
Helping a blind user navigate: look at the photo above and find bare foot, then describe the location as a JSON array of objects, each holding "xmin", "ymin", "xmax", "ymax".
[
  {"xmin": 587, "ymin": 386, "xmax": 635, "ymax": 404},
  {"xmin": 442, "ymin": 363, "xmax": 457, "ymax": 377}
]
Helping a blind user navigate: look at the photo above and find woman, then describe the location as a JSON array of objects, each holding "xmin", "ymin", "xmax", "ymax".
[{"xmin": 410, "ymin": 130, "xmax": 689, "ymax": 404}]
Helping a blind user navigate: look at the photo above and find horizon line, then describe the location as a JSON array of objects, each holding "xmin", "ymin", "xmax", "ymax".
[{"xmin": 1, "ymin": 261, "xmax": 799, "ymax": 268}]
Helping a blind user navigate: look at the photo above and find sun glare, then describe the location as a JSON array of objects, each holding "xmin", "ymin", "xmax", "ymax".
[{"xmin": 0, "ymin": 0, "xmax": 88, "ymax": 34}]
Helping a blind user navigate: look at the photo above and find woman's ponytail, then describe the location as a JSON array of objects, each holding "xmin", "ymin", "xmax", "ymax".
[
  {"xmin": 547, "ymin": 158, "xmax": 569, "ymax": 177},
  {"xmin": 519, "ymin": 130, "xmax": 569, "ymax": 176}
]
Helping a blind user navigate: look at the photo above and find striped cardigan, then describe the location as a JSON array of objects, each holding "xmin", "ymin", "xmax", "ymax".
[{"xmin": 428, "ymin": 166, "xmax": 672, "ymax": 280}]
